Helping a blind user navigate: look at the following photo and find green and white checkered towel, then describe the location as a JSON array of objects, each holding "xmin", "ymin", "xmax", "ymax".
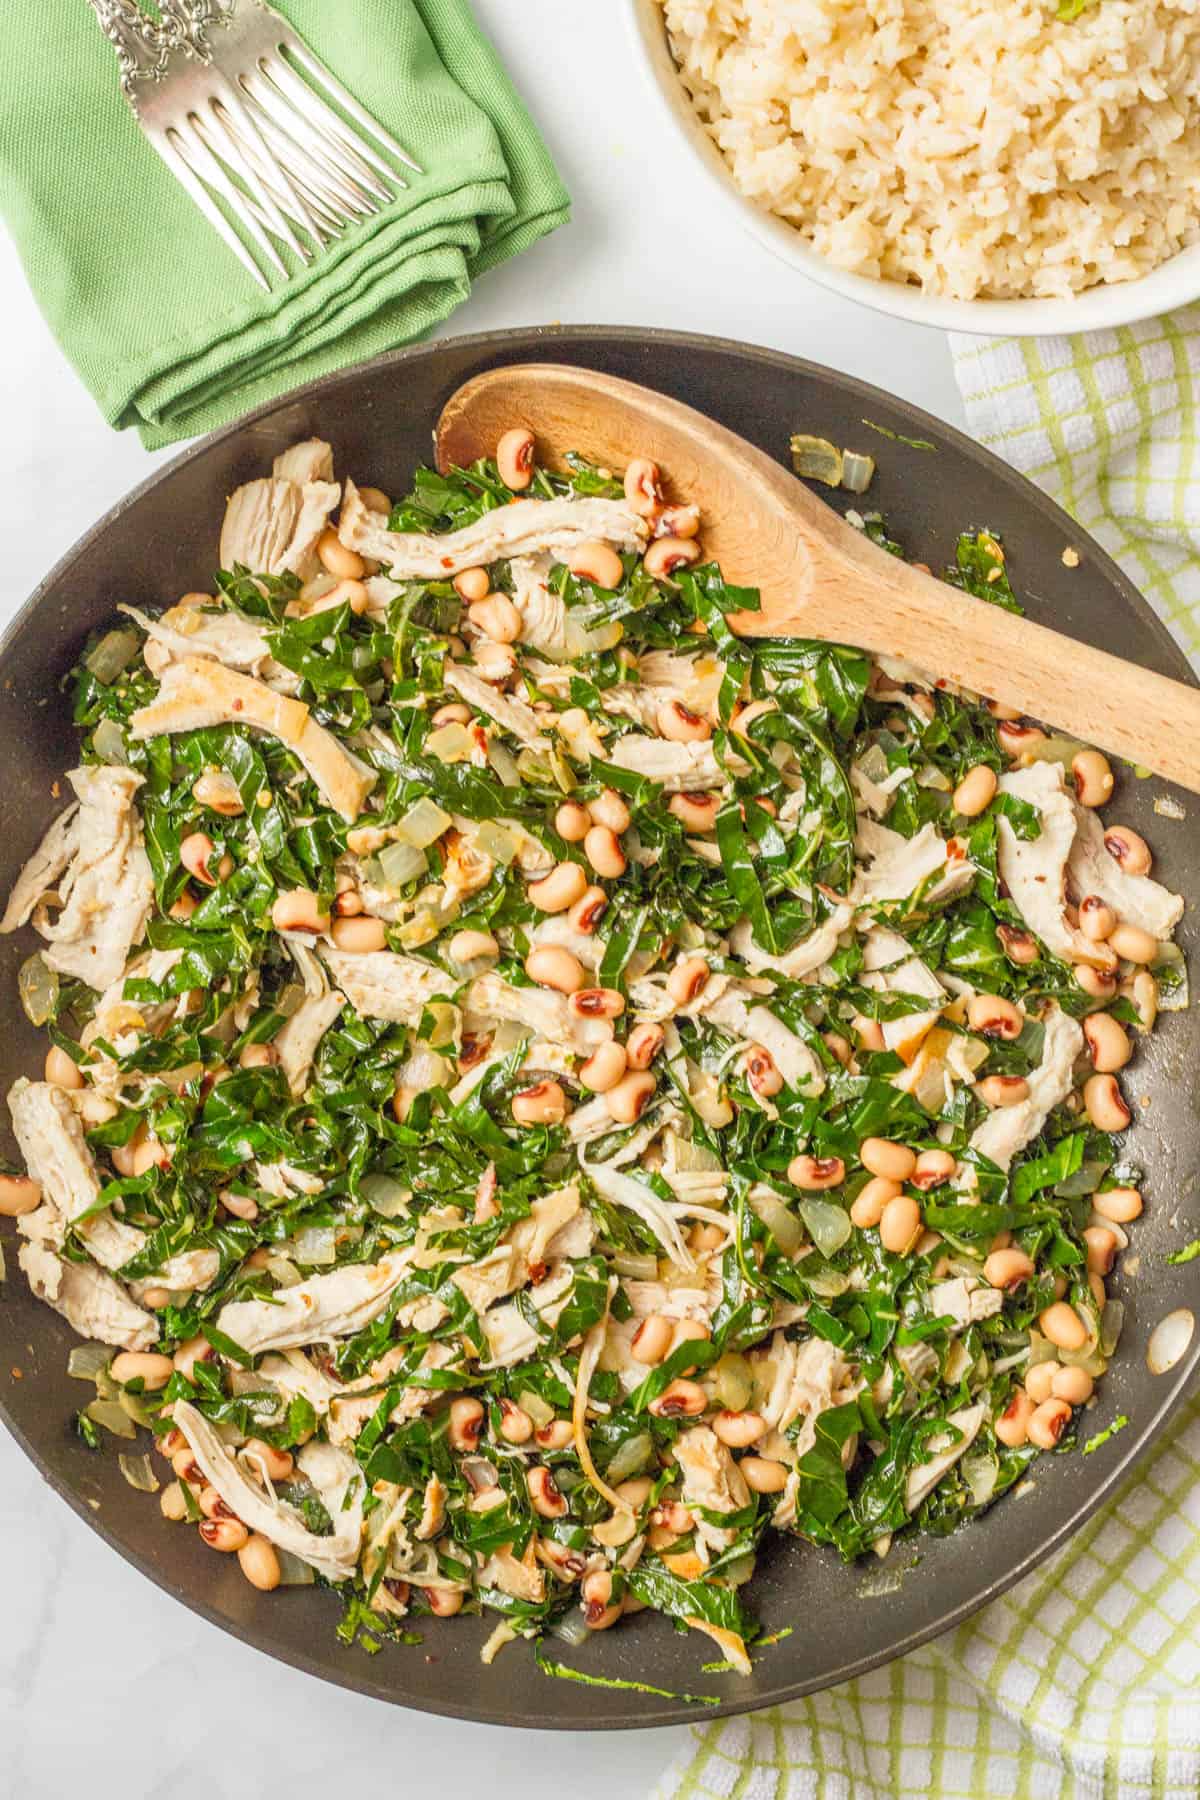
[{"xmin": 656, "ymin": 309, "xmax": 1200, "ymax": 1800}]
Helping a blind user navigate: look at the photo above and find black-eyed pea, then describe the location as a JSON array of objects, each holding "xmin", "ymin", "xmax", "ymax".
[
  {"xmin": 316, "ymin": 528, "xmax": 365, "ymax": 581},
  {"xmin": 238, "ymin": 1532, "xmax": 281, "ymax": 1591},
  {"xmin": 1083, "ymin": 1073, "xmax": 1131, "ymax": 1133},
  {"xmin": 879, "ymin": 1194, "xmax": 923, "ymax": 1255},
  {"xmin": 467, "ymin": 593, "xmax": 523, "ymax": 644},
  {"xmin": 271, "ymin": 888, "xmax": 330, "ymax": 934},
  {"xmin": 1039, "ymin": 1302, "xmax": 1089, "ymax": 1352},
  {"xmin": 997, "ymin": 721, "xmax": 1047, "ymax": 758},
  {"xmin": 498, "ymin": 1400, "xmax": 534, "ymax": 1445},
  {"xmin": 605, "ymin": 1070, "xmax": 657, "ymax": 1125},
  {"xmin": 712, "ymin": 1410, "xmax": 765, "ymax": 1449},
  {"xmin": 644, "ymin": 537, "xmax": 701, "ymax": 579},
  {"xmin": 567, "ymin": 541, "xmax": 624, "ymax": 589},
  {"xmin": 631, "ymin": 1314, "xmax": 674, "ymax": 1366},
  {"xmin": 496, "ymin": 427, "xmax": 536, "ymax": 491},
  {"xmin": 0, "ymin": 1175, "xmax": 42, "ymax": 1217},
  {"xmin": 849, "ymin": 1177, "xmax": 901, "ymax": 1229},
  {"xmin": 742, "ymin": 1044, "xmax": 783, "ymax": 1098},
  {"xmin": 1051, "ymin": 1366, "xmax": 1095, "ymax": 1405},
  {"xmin": 788, "ymin": 1154, "xmax": 844, "ymax": 1191},
  {"xmin": 569, "ymin": 987, "xmax": 625, "ymax": 1020},
  {"xmin": 860, "ymin": 1138, "xmax": 916, "ymax": 1182},
  {"xmin": 1075, "ymin": 963, "xmax": 1118, "ymax": 1000},
  {"xmin": 1093, "ymin": 1186, "xmax": 1143, "ymax": 1223},
  {"xmin": 584, "ymin": 825, "xmax": 627, "ymax": 879},
  {"xmin": 1079, "ymin": 895, "xmax": 1117, "ymax": 942},
  {"xmin": 1083, "ymin": 1011, "xmax": 1132, "ymax": 1073},
  {"xmin": 159, "ymin": 1481, "xmax": 188, "ymax": 1522},
  {"xmin": 668, "ymin": 792, "xmax": 721, "ymax": 833},
  {"xmin": 111, "ymin": 1351, "xmax": 174, "ymax": 1391},
  {"xmin": 581, "ymin": 1569, "xmax": 622, "ymax": 1631},
  {"xmin": 568, "ymin": 885, "xmax": 609, "ymax": 934},
  {"xmin": 1071, "ymin": 749, "xmax": 1114, "ymax": 807},
  {"xmin": 242, "ymin": 1437, "xmax": 294, "ymax": 1482},
  {"xmin": 528, "ymin": 861, "xmax": 589, "ymax": 915},
  {"xmin": 174, "ymin": 1335, "xmax": 213, "ymax": 1380},
  {"xmin": 528, "ymin": 1465, "xmax": 569, "ymax": 1519},
  {"xmin": 1028, "ymin": 1398, "xmax": 1073, "ymax": 1450},
  {"xmin": 740, "ymin": 1456, "xmax": 789, "ymax": 1495},
  {"xmin": 667, "ymin": 957, "xmax": 709, "ymax": 1008},
  {"xmin": 1103, "ymin": 825, "xmax": 1152, "ymax": 877},
  {"xmin": 952, "ymin": 764, "xmax": 997, "ymax": 817},
  {"xmin": 453, "ymin": 567, "xmax": 490, "ymax": 603},
  {"xmin": 977, "ymin": 1074, "xmax": 1031, "ymax": 1109},
  {"xmin": 578, "ymin": 1041, "xmax": 628, "ymax": 1094},
  {"xmin": 587, "ymin": 788, "xmax": 631, "ymax": 834},
  {"xmin": 1107, "ymin": 922, "xmax": 1158, "ymax": 965},
  {"xmin": 625, "ymin": 1023, "xmax": 665, "ymax": 1071},
  {"xmin": 330, "ymin": 915, "xmax": 388, "ymax": 953},
  {"xmin": 200, "ymin": 1517, "xmax": 250, "ymax": 1553},
  {"xmin": 512, "ymin": 1081, "xmax": 571, "ymax": 1127},
  {"xmin": 994, "ymin": 1388, "xmax": 1035, "ymax": 1449},
  {"xmin": 524, "ymin": 945, "xmax": 585, "ymax": 993},
  {"xmin": 656, "ymin": 699, "xmax": 710, "ymax": 742},
  {"xmin": 554, "ymin": 801, "xmax": 591, "ymax": 843},
  {"xmin": 1083, "ymin": 1225, "xmax": 1119, "ymax": 1275},
  {"xmin": 623, "ymin": 457, "xmax": 663, "ymax": 517},
  {"xmin": 983, "ymin": 1247, "xmax": 1035, "ymax": 1291},
  {"xmin": 448, "ymin": 1397, "xmax": 485, "ymax": 1453},
  {"xmin": 997, "ymin": 924, "xmax": 1039, "ymax": 966},
  {"xmin": 647, "ymin": 1379, "xmax": 707, "ymax": 1419},
  {"xmin": 966, "ymin": 994, "xmax": 1023, "ymax": 1040},
  {"xmin": 1023, "ymin": 1361, "xmax": 1060, "ymax": 1406}
]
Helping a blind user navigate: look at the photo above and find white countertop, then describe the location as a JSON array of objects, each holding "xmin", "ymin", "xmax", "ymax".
[{"xmin": 0, "ymin": 5, "xmax": 964, "ymax": 1793}]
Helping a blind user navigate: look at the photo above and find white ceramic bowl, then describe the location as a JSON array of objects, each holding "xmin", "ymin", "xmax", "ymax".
[{"xmin": 627, "ymin": 0, "xmax": 1200, "ymax": 337}]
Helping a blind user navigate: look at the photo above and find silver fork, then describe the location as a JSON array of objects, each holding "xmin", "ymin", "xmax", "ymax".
[{"xmin": 86, "ymin": 0, "xmax": 422, "ymax": 292}]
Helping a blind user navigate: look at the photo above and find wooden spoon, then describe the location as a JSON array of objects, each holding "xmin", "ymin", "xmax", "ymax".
[{"xmin": 436, "ymin": 363, "xmax": 1200, "ymax": 793}]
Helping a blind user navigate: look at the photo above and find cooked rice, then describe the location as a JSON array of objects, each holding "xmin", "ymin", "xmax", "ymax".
[{"xmin": 657, "ymin": 0, "xmax": 1200, "ymax": 300}]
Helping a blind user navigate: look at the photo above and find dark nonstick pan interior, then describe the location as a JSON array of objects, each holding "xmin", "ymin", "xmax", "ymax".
[{"xmin": 0, "ymin": 326, "xmax": 1196, "ymax": 1729}]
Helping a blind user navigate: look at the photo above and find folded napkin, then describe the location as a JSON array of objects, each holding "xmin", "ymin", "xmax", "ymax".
[
  {"xmin": 658, "ymin": 311, "xmax": 1200, "ymax": 1800},
  {"xmin": 0, "ymin": 0, "xmax": 568, "ymax": 448}
]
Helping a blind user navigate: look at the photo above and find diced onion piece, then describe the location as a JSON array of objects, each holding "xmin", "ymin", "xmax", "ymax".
[
  {"xmin": 799, "ymin": 1197, "xmax": 852, "ymax": 1259},
  {"xmin": 474, "ymin": 820, "xmax": 518, "ymax": 865},
  {"xmin": 1148, "ymin": 1307, "xmax": 1194, "ymax": 1375},
  {"xmin": 480, "ymin": 1622, "xmax": 517, "ymax": 1665},
  {"xmin": 712, "ymin": 1352, "xmax": 754, "ymax": 1412},
  {"xmin": 67, "ymin": 1344, "xmax": 112, "ymax": 1383},
  {"xmin": 1018, "ymin": 733, "xmax": 1085, "ymax": 769},
  {"xmin": 360, "ymin": 1174, "xmax": 410, "ymax": 1218},
  {"xmin": 426, "ymin": 722, "xmax": 473, "ymax": 763},
  {"xmin": 517, "ymin": 1390, "xmax": 555, "ymax": 1429},
  {"xmin": 666, "ymin": 1130, "xmax": 723, "ymax": 1174},
  {"xmin": 117, "ymin": 1389, "xmax": 156, "ymax": 1428},
  {"xmin": 549, "ymin": 1610, "xmax": 591, "ymax": 1647},
  {"xmin": 92, "ymin": 717, "xmax": 130, "ymax": 766},
  {"xmin": 606, "ymin": 1430, "xmax": 654, "ymax": 1484},
  {"xmin": 612, "ymin": 1250, "xmax": 658, "ymax": 1280},
  {"xmin": 915, "ymin": 763, "xmax": 952, "ymax": 791},
  {"xmin": 85, "ymin": 628, "xmax": 140, "ymax": 685},
  {"xmin": 1100, "ymin": 1298, "xmax": 1125, "ymax": 1359},
  {"xmin": 961, "ymin": 1450, "xmax": 999, "ymax": 1509},
  {"xmin": 804, "ymin": 1262, "xmax": 850, "ymax": 1298},
  {"xmin": 290, "ymin": 1225, "xmax": 338, "ymax": 1266},
  {"xmin": 1153, "ymin": 943, "xmax": 1189, "ymax": 1013},
  {"xmin": 841, "ymin": 451, "xmax": 876, "ymax": 495},
  {"xmin": 265, "ymin": 1254, "xmax": 302, "ymax": 1289},
  {"xmin": 118, "ymin": 1452, "xmax": 160, "ymax": 1493},
  {"xmin": 750, "ymin": 1190, "xmax": 804, "ymax": 1255},
  {"xmin": 790, "ymin": 436, "xmax": 844, "ymax": 487},
  {"xmin": 376, "ymin": 840, "xmax": 428, "ymax": 889},
  {"xmin": 85, "ymin": 1398, "xmax": 138, "ymax": 1440},
  {"xmin": 18, "ymin": 954, "xmax": 59, "ymax": 1028},
  {"xmin": 275, "ymin": 1547, "xmax": 317, "ymax": 1586},
  {"xmin": 396, "ymin": 798, "xmax": 452, "ymax": 849},
  {"xmin": 487, "ymin": 742, "xmax": 521, "ymax": 789},
  {"xmin": 275, "ymin": 982, "xmax": 306, "ymax": 1019}
]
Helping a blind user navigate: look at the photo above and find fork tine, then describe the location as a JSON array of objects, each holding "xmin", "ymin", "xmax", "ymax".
[
  {"xmin": 279, "ymin": 35, "xmax": 422, "ymax": 175},
  {"xmin": 240, "ymin": 68, "xmax": 379, "ymax": 225},
  {"xmin": 260, "ymin": 52, "xmax": 403, "ymax": 200},
  {"xmin": 201, "ymin": 100, "xmax": 314, "ymax": 263},
  {"xmin": 235, "ymin": 81, "xmax": 346, "ymax": 240},
  {"xmin": 149, "ymin": 128, "xmax": 273, "ymax": 291},
  {"xmin": 202, "ymin": 74, "xmax": 318, "ymax": 261},
  {"xmin": 165, "ymin": 116, "xmax": 290, "ymax": 280}
]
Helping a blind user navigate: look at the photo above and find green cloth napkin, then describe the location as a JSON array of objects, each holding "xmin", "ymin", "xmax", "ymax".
[
  {"xmin": 0, "ymin": 0, "xmax": 568, "ymax": 448},
  {"xmin": 659, "ymin": 311, "xmax": 1200, "ymax": 1800}
]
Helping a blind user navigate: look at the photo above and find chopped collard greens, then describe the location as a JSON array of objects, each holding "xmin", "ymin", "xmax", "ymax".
[{"xmin": 0, "ymin": 428, "xmax": 1185, "ymax": 1679}]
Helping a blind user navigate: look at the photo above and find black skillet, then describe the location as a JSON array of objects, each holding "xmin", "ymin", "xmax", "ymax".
[{"xmin": 0, "ymin": 326, "xmax": 1195, "ymax": 1729}]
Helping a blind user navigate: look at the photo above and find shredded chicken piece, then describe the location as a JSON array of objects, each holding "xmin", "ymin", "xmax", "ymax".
[
  {"xmin": 1066, "ymin": 802, "xmax": 1183, "ymax": 941},
  {"xmin": 219, "ymin": 476, "xmax": 340, "ymax": 579},
  {"xmin": 853, "ymin": 818, "xmax": 974, "ymax": 909},
  {"xmin": 905, "ymin": 1403, "xmax": 986, "ymax": 1512},
  {"xmin": 275, "ymin": 990, "xmax": 344, "ymax": 1095},
  {"xmin": 443, "ymin": 663, "xmax": 550, "ymax": 749},
  {"xmin": 607, "ymin": 735, "xmax": 727, "ymax": 791},
  {"xmin": 969, "ymin": 1005, "xmax": 1084, "ymax": 1171},
  {"xmin": 129, "ymin": 656, "xmax": 374, "ymax": 821},
  {"xmin": 320, "ymin": 949, "xmax": 449, "ymax": 1026},
  {"xmin": 26, "ymin": 767, "xmax": 154, "ymax": 991},
  {"xmin": 174, "ymin": 1400, "xmax": 363, "ymax": 1580},
  {"xmin": 337, "ymin": 480, "xmax": 647, "ymax": 576},
  {"xmin": 673, "ymin": 1425, "xmax": 751, "ymax": 1552},
  {"xmin": 215, "ymin": 1249, "xmax": 414, "ymax": 1354},
  {"xmin": 995, "ymin": 764, "xmax": 1106, "ymax": 965},
  {"xmin": 17, "ymin": 1239, "xmax": 156, "ymax": 1350},
  {"xmin": 0, "ymin": 802, "xmax": 80, "ymax": 933},
  {"xmin": 729, "ymin": 907, "xmax": 851, "ymax": 981}
]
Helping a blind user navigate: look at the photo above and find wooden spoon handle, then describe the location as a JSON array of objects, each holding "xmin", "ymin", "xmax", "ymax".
[{"xmin": 733, "ymin": 561, "xmax": 1200, "ymax": 789}]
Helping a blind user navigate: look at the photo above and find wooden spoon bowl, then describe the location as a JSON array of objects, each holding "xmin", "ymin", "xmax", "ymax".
[{"xmin": 436, "ymin": 362, "xmax": 1200, "ymax": 793}]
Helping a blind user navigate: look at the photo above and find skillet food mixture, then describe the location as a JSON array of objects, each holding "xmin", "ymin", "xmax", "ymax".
[{"xmin": 0, "ymin": 432, "xmax": 1185, "ymax": 1673}]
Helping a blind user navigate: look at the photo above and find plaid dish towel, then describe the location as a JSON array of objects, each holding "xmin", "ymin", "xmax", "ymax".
[{"xmin": 656, "ymin": 311, "xmax": 1200, "ymax": 1800}]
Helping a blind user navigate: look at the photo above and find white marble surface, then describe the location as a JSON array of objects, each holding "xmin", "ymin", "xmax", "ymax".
[{"xmin": 0, "ymin": 4, "xmax": 964, "ymax": 1792}]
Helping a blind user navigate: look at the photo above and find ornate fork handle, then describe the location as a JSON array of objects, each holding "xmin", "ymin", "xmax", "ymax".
[{"xmin": 84, "ymin": 0, "xmax": 237, "ymax": 89}]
